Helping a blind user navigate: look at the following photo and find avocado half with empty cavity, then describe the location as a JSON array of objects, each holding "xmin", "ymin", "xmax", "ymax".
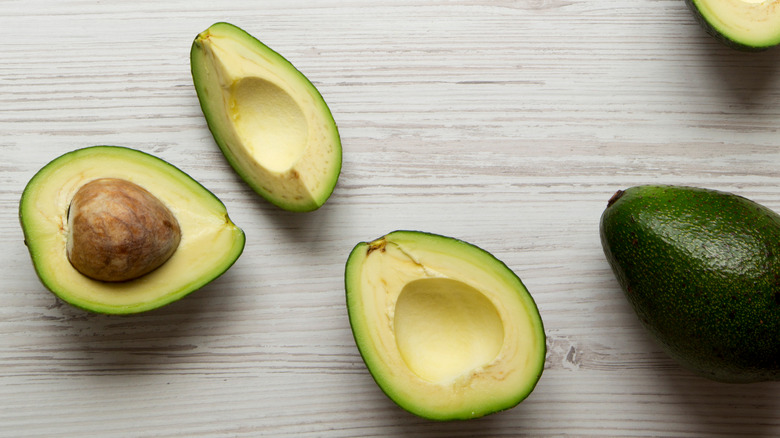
[
  {"xmin": 345, "ymin": 231, "xmax": 546, "ymax": 420},
  {"xmin": 19, "ymin": 146, "xmax": 246, "ymax": 314},
  {"xmin": 190, "ymin": 22, "xmax": 342, "ymax": 212},
  {"xmin": 685, "ymin": 0, "xmax": 780, "ymax": 51}
]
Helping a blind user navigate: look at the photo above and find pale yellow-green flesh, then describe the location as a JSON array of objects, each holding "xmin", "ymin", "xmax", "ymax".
[
  {"xmin": 192, "ymin": 23, "xmax": 341, "ymax": 211},
  {"xmin": 231, "ymin": 77, "xmax": 308, "ymax": 173},
  {"xmin": 694, "ymin": 0, "xmax": 780, "ymax": 46},
  {"xmin": 395, "ymin": 278, "xmax": 504, "ymax": 383},
  {"xmin": 347, "ymin": 232, "xmax": 545, "ymax": 419},
  {"xmin": 21, "ymin": 147, "xmax": 245, "ymax": 314}
]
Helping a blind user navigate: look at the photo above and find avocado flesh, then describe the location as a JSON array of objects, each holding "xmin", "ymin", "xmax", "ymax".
[
  {"xmin": 600, "ymin": 185, "xmax": 780, "ymax": 382},
  {"xmin": 190, "ymin": 22, "xmax": 342, "ymax": 212},
  {"xmin": 685, "ymin": 0, "xmax": 780, "ymax": 51},
  {"xmin": 345, "ymin": 231, "xmax": 546, "ymax": 420},
  {"xmin": 19, "ymin": 146, "xmax": 246, "ymax": 314}
]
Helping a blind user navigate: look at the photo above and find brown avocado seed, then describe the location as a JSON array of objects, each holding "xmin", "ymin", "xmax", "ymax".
[{"xmin": 66, "ymin": 178, "xmax": 181, "ymax": 282}]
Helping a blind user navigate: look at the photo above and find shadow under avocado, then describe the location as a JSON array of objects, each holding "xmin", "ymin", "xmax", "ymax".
[
  {"xmin": 42, "ymin": 270, "xmax": 246, "ymax": 375},
  {"xmin": 351, "ymin": 386, "xmax": 536, "ymax": 437},
  {"xmin": 709, "ymin": 47, "xmax": 778, "ymax": 94},
  {"xmin": 245, "ymin": 167, "xmax": 346, "ymax": 254},
  {"xmin": 657, "ymin": 366, "xmax": 780, "ymax": 437},
  {"xmin": 692, "ymin": 27, "xmax": 780, "ymax": 106}
]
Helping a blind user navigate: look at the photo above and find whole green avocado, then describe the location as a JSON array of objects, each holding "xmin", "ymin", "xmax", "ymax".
[{"xmin": 600, "ymin": 185, "xmax": 780, "ymax": 383}]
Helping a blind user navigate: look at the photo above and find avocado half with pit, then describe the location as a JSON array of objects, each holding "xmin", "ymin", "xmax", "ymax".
[
  {"xmin": 345, "ymin": 231, "xmax": 546, "ymax": 420},
  {"xmin": 190, "ymin": 22, "xmax": 342, "ymax": 212},
  {"xmin": 19, "ymin": 146, "xmax": 245, "ymax": 314},
  {"xmin": 685, "ymin": 0, "xmax": 780, "ymax": 51}
]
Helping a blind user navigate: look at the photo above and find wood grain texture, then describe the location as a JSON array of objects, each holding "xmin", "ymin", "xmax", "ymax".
[{"xmin": 2, "ymin": 0, "xmax": 780, "ymax": 436}]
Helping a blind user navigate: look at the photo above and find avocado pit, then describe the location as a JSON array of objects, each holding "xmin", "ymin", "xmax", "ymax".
[{"xmin": 66, "ymin": 178, "xmax": 181, "ymax": 282}]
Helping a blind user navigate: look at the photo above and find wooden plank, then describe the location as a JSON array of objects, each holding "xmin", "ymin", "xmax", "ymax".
[{"xmin": 1, "ymin": 0, "xmax": 779, "ymax": 436}]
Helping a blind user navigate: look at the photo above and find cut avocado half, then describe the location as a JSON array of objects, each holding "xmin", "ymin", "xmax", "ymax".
[
  {"xmin": 19, "ymin": 146, "xmax": 246, "ymax": 315},
  {"xmin": 685, "ymin": 0, "xmax": 780, "ymax": 51},
  {"xmin": 345, "ymin": 231, "xmax": 546, "ymax": 420},
  {"xmin": 190, "ymin": 22, "xmax": 342, "ymax": 212}
]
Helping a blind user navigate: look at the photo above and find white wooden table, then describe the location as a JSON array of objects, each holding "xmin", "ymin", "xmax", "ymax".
[{"xmin": 2, "ymin": 1, "xmax": 779, "ymax": 436}]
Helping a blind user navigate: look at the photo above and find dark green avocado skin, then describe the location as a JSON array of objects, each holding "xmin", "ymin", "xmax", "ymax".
[
  {"xmin": 684, "ymin": 0, "xmax": 775, "ymax": 52},
  {"xmin": 600, "ymin": 185, "xmax": 780, "ymax": 383}
]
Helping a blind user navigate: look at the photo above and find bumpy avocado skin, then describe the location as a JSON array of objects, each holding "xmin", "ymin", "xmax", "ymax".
[
  {"xmin": 684, "ymin": 0, "xmax": 776, "ymax": 52},
  {"xmin": 600, "ymin": 185, "xmax": 780, "ymax": 383}
]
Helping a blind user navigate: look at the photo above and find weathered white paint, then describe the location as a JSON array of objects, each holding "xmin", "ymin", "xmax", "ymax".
[{"xmin": 2, "ymin": 1, "xmax": 779, "ymax": 436}]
